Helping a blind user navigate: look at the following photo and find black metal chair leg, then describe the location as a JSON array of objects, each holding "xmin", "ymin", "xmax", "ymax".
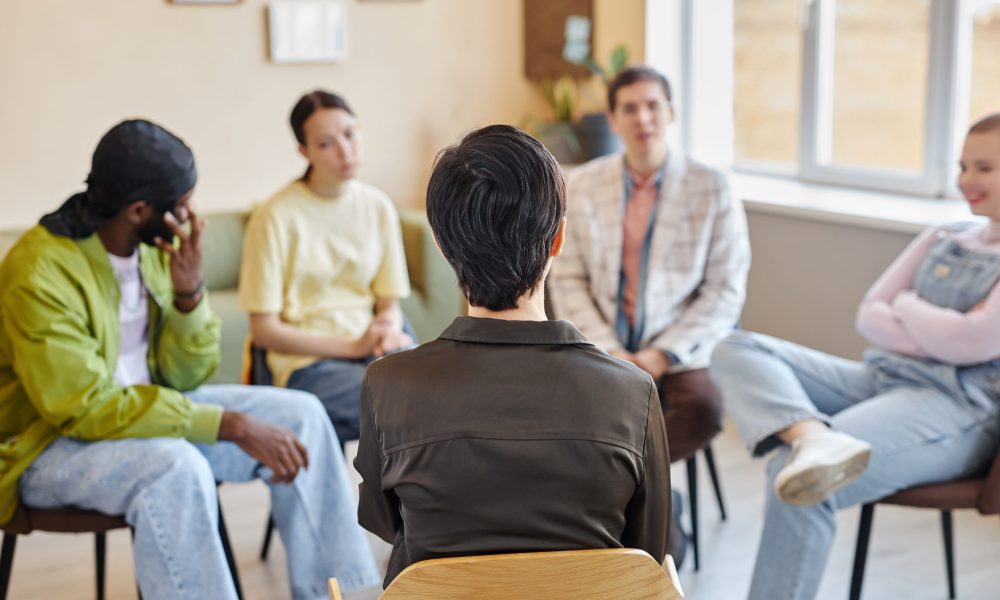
[
  {"xmin": 849, "ymin": 503, "xmax": 875, "ymax": 600},
  {"xmin": 703, "ymin": 446, "xmax": 727, "ymax": 521},
  {"xmin": 941, "ymin": 510, "xmax": 956, "ymax": 599},
  {"xmin": 0, "ymin": 533, "xmax": 17, "ymax": 600},
  {"xmin": 686, "ymin": 456, "xmax": 700, "ymax": 571},
  {"xmin": 95, "ymin": 532, "xmax": 107, "ymax": 600},
  {"xmin": 217, "ymin": 500, "xmax": 244, "ymax": 600},
  {"xmin": 129, "ymin": 528, "xmax": 142, "ymax": 600},
  {"xmin": 259, "ymin": 512, "xmax": 275, "ymax": 561}
]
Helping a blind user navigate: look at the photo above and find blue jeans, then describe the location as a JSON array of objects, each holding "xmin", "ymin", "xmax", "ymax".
[
  {"xmin": 18, "ymin": 385, "xmax": 380, "ymax": 600},
  {"xmin": 287, "ymin": 320, "xmax": 417, "ymax": 444},
  {"xmin": 710, "ymin": 331, "xmax": 1000, "ymax": 600},
  {"xmin": 288, "ymin": 359, "xmax": 371, "ymax": 444}
]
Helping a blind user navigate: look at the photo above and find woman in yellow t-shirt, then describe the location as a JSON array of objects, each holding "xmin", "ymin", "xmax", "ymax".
[{"xmin": 239, "ymin": 89, "xmax": 414, "ymax": 444}]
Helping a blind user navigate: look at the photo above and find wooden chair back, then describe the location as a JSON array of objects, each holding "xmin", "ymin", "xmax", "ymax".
[{"xmin": 330, "ymin": 549, "xmax": 683, "ymax": 600}]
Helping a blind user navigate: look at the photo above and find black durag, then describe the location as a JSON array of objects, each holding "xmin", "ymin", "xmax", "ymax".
[{"xmin": 40, "ymin": 119, "xmax": 197, "ymax": 238}]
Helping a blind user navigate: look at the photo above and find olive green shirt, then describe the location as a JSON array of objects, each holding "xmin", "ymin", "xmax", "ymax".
[{"xmin": 0, "ymin": 226, "xmax": 222, "ymax": 524}]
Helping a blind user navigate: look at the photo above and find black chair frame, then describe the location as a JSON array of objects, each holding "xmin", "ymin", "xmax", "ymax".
[
  {"xmin": 0, "ymin": 497, "xmax": 243, "ymax": 600},
  {"xmin": 686, "ymin": 444, "xmax": 727, "ymax": 572}
]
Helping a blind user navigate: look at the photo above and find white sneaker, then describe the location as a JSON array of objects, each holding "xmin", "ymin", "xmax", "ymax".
[{"xmin": 775, "ymin": 429, "xmax": 872, "ymax": 506}]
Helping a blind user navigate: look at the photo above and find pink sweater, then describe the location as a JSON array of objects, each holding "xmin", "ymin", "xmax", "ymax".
[{"xmin": 856, "ymin": 222, "xmax": 1000, "ymax": 366}]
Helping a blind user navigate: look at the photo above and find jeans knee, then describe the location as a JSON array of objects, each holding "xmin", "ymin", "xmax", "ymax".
[
  {"xmin": 265, "ymin": 388, "xmax": 329, "ymax": 437},
  {"xmin": 131, "ymin": 439, "xmax": 216, "ymax": 502},
  {"xmin": 289, "ymin": 389, "xmax": 328, "ymax": 419},
  {"xmin": 710, "ymin": 330, "xmax": 760, "ymax": 371}
]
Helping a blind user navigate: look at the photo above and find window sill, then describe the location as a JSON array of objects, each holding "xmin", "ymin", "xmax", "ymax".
[{"xmin": 730, "ymin": 172, "xmax": 975, "ymax": 235}]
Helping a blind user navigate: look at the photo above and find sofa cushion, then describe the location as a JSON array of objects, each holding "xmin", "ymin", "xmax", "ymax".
[
  {"xmin": 208, "ymin": 288, "xmax": 248, "ymax": 385},
  {"xmin": 201, "ymin": 212, "xmax": 248, "ymax": 292},
  {"xmin": 398, "ymin": 208, "xmax": 463, "ymax": 342}
]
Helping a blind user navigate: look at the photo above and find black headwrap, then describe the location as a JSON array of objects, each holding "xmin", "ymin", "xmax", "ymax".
[{"xmin": 40, "ymin": 119, "xmax": 197, "ymax": 239}]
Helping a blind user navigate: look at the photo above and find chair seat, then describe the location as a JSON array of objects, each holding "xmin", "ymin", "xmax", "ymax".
[
  {"xmin": 2, "ymin": 504, "xmax": 128, "ymax": 535},
  {"xmin": 880, "ymin": 478, "xmax": 985, "ymax": 511}
]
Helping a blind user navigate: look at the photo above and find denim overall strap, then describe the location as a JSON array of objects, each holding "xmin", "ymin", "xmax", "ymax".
[
  {"xmin": 868, "ymin": 232, "xmax": 1000, "ymax": 417},
  {"xmin": 914, "ymin": 236, "xmax": 1000, "ymax": 312}
]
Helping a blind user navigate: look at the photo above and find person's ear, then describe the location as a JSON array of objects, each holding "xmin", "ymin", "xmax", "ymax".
[
  {"xmin": 297, "ymin": 144, "xmax": 308, "ymax": 161},
  {"xmin": 124, "ymin": 200, "xmax": 150, "ymax": 225},
  {"xmin": 550, "ymin": 218, "xmax": 567, "ymax": 258}
]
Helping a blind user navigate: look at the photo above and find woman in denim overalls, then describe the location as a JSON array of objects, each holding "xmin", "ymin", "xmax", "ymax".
[{"xmin": 710, "ymin": 114, "xmax": 1000, "ymax": 600}]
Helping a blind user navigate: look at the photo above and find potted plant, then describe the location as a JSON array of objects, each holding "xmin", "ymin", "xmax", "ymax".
[
  {"xmin": 532, "ymin": 74, "xmax": 582, "ymax": 164},
  {"xmin": 528, "ymin": 44, "xmax": 629, "ymax": 164},
  {"xmin": 568, "ymin": 44, "xmax": 629, "ymax": 162}
]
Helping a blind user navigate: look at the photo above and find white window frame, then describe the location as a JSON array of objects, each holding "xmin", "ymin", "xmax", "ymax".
[{"xmin": 647, "ymin": 0, "xmax": 991, "ymax": 199}]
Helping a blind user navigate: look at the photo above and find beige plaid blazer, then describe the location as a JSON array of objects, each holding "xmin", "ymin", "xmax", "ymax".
[{"xmin": 549, "ymin": 152, "xmax": 750, "ymax": 370}]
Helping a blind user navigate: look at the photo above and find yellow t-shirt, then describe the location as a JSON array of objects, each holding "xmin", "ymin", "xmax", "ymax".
[{"xmin": 238, "ymin": 179, "xmax": 411, "ymax": 386}]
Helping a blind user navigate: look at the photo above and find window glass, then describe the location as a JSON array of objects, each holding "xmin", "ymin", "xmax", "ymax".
[
  {"xmin": 827, "ymin": 0, "xmax": 930, "ymax": 172},
  {"xmin": 970, "ymin": 2, "xmax": 1000, "ymax": 126},
  {"xmin": 733, "ymin": 0, "xmax": 802, "ymax": 166}
]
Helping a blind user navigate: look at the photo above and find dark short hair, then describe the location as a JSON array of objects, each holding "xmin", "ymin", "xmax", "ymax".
[
  {"xmin": 607, "ymin": 66, "xmax": 672, "ymax": 112},
  {"xmin": 426, "ymin": 125, "xmax": 566, "ymax": 311},
  {"xmin": 289, "ymin": 89, "xmax": 354, "ymax": 145},
  {"xmin": 970, "ymin": 112, "xmax": 1000, "ymax": 135}
]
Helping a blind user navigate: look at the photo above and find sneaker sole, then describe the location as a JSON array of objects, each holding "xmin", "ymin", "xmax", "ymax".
[{"xmin": 777, "ymin": 447, "xmax": 872, "ymax": 507}]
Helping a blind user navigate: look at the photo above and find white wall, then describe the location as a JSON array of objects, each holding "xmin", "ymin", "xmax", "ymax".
[
  {"xmin": 0, "ymin": 0, "xmax": 646, "ymax": 228},
  {"xmin": 741, "ymin": 209, "xmax": 916, "ymax": 359}
]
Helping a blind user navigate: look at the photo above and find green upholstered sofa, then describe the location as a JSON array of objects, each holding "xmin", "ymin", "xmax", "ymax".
[{"xmin": 0, "ymin": 209, "xmax": 462, "ymax": 384}]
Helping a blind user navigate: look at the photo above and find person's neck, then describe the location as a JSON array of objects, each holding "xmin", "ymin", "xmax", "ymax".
[
  {"xmin": 305, "ymin": 173, "xmax": 349, "ymax": 198},
  {"xmin": 96, "ymin": 223, "xmax": 139, "ymax": 258},
  {"xmin": 466, "ymin": 288, "xmax": 548, "ymax": 322},
  {"xmin": 625, "ymin": 146, "xmax": 669, "ymax": 179}
]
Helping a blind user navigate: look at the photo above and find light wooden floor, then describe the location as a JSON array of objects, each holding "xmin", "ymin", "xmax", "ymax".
[{"xmin": 5, "ymin": 425, "xmax": 999, "ymax": 599}]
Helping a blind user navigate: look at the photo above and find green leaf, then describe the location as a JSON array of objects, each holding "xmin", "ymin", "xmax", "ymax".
[
  {"xmin": 541, "ymin": 79, "xmax": 557, "ymax": 110},
  {"xmin": 584, "ymin": 58, "xmax": 605, "ymax": 79},
  {"xmin": 553, "ymin": 75, "xmax": 577, "ymax": 121},
  {"xmin": 608, "ymin": 45, "xmax": 629, "ymax": 79}
]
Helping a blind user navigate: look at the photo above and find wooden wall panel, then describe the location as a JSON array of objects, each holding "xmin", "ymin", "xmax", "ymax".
[{"xmin": 524, "ymin": 0, "xmax": 593, "ymax": 81}]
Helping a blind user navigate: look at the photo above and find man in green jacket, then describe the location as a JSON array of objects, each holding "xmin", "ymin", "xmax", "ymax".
[{"xmin": 0, "ymin": 120, "xmax": 379, "ymax": 599}]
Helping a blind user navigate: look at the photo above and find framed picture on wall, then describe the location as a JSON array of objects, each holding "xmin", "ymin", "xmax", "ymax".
[{"xmin": 268, "ymin": 0, "xmax": 347, "ymax": 63}]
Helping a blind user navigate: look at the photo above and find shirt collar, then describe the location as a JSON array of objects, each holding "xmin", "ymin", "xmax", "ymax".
[
  {"xmin": 623, "ymin": 155, "xmax": 668, "ymax": 199},
  {"xmin": 439, "ymin": 316, "xmax": 590, "ymax": 345},
  {"xmin": 627, "ymin": 165, "xmax": 660, "ymax": 190}
]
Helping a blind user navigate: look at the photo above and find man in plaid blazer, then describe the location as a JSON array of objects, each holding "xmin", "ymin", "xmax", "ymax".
[{"xmin": 550, "ymin": 66, "xmax": 750, "ymax": 466}]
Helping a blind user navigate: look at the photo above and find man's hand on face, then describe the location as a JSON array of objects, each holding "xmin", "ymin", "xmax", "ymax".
[
  {"xmin": 218, "ymin": 412, "xmax": 309, "ymax": 484},
  {"xmin": 154, "ymin": 207, "xmax": 205, "ymax": 312}
]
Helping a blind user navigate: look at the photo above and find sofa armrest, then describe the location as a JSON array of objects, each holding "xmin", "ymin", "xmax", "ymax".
[
  {"xmin": 398, "ymin": 208, "xmax": 463, "ymax": 342},
  {"xmin": 201, "ymin": 212, "xmax": 249, "ymax": 292}
]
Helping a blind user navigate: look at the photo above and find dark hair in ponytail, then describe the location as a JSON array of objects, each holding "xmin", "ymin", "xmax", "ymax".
[{"xmin": 289, "ymin": 90, "xmax": 354, "ymax": 180}]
